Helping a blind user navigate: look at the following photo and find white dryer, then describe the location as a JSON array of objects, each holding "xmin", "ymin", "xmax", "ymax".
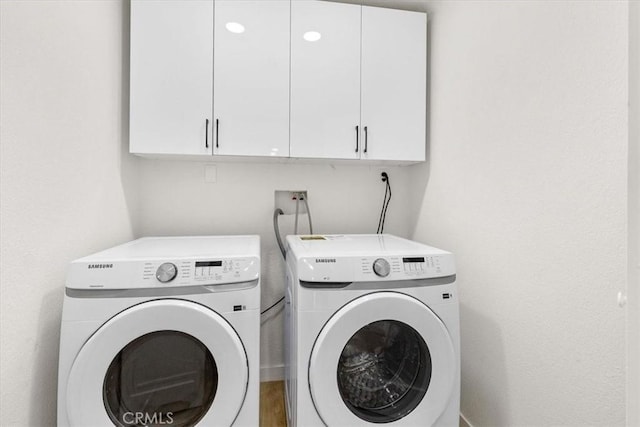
[
  {"xmin": 57, "ymin": 236, "xmax": 260, "ymax": 427},
  {"xmin": 284, "ymin": 234, "xmax": 460, "ymax": 427}
]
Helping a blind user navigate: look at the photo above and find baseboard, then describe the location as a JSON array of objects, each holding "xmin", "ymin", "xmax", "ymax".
[
  {"xmin": 459, "ymin": 413, "xmax": 473, "ymax": 427},
  {"xmin": 260, "ymin": 364, "xmax": 285, "ymax": 382}
]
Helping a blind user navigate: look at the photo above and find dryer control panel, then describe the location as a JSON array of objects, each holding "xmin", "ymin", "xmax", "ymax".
[
  {"xmin": 66, "ymin": 235, "xmax": 261, "ymax": 290},
  {"xmin": 67, "ymin": 256, "xmax": 259, "ymax": 290},
  {"xmin": 142, "ymin": 257, "xmax": 258, "ymax": 287}
]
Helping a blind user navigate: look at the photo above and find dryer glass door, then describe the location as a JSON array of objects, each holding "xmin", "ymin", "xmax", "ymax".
[
  {"xmin": 309, "ymin": 292, "xmax": 456, "ymax": 426},
  {"xmin": 103, "ymin": 330, "xmax": 217, "ymax": 426},
  {"xmin": 65, "ymin": 300, "xmax": 248, "ymax": 427}
]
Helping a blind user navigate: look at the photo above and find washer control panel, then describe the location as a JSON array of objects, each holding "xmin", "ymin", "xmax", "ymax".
[
  {"xmin": 290, "ymin": 235, "xmax": 455, "ymax": 283},
  {"xmin": 297, "ymin": 253, "xmax": 454, "ymax": 282},
  {"xmin": 359, "ymin": 255, "xmax": 448, "ymax": 280},
  {"xmin": 401, "ymin": 256, "xmax": 440, "ymax": 276}
]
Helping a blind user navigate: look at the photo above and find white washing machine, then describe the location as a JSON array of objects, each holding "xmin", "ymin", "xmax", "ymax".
[
  {"xmin": 57, "ymin": 236, "xmax": 260, "ymax": 427},
  {"xmin": 285, "ymin": 234, "xmax": 460, "ymax": 427}
]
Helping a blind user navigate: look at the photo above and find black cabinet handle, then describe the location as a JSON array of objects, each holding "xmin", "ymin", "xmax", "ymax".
[
  {"xmin": 355, "ymin": 125, "xmax": 359, "ymax": 153},
  {"xmin": 364, "ymin": 126, "xmax": 368, "ymax": 153},
  {"xmin": 205, "ymin": 119, "xmax": 209, "ymax": 148},
  {"xmin": 215, "ymin": 119, "xmax": 219, "ymax": 149}
]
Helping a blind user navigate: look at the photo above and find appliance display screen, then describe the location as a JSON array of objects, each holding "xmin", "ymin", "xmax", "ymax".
[
  {"xmin": 402, "ymin": 257, "xmax": 425, "ymax": 263},
  {"xmin": 195, "ymin": 261, "xmax": 223, "ymax": 267}
]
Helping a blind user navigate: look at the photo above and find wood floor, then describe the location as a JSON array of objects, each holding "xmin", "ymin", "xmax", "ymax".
[
  {"xmin": 259, "ymin": 381, "xmax": 464, "ymax": 426},
  {"xmin": 260, "ymin": 381, "xmax": 287, "ymax": 427}
]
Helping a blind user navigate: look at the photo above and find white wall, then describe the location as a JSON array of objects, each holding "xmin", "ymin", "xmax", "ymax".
[
  {"xmin": 628, "ymin": 1, "xmax": 640, "ymax": 424},
  {"xmin": 411, "ymin": 1, "xmax": 629, "ymax": 425},
  {"xmin": 134, "ymin": 159, "xmax": 413, "ymax": 378},
  {"xmin": 0, "ymin": 1, "xmax": 136, "ymax": 425}
]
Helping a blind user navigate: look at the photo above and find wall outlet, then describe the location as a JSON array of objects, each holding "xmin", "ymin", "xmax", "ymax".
[{"xmin": 275, "ymin": 190, "xmax": 308, "ymax": 215}]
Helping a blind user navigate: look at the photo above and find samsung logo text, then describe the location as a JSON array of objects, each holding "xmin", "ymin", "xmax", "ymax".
[{"xmin": 87, "ymin": 264, "xmax": 113, "ymax": 269}]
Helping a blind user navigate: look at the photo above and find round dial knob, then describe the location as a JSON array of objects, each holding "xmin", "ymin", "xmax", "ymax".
[
  {"xmin": 156, "ymin": 262, "xmax": 177, "ymax": 283},
  {"xmin": 373, "ymin": 258, "xmax": 391, "ymax": 277}
]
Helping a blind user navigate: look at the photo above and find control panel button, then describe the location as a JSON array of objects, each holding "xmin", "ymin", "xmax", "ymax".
[
  {"xmin": 373, "ymin": 258, "xmax": 391, "ymax": 277},
  {"xmin": 156, "ymin": 262, "xmax": 177, "ymax": 283}
]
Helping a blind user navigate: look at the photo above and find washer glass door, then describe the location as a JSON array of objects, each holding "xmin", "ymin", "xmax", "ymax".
[
  {"xmin": 337, "ymin": 320, "xmax": 431, "ymax": 423},
  {"xmin": 66, "ymin": 299, "xmax": 248, "ymax": 427},
  {"xmin": 309, "ymin": 292, "xmax": 456, "ymax": 426}
]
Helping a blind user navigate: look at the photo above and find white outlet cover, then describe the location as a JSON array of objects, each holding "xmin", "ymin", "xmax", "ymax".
[{"xmin": 275, "ymin": 190, "xmax": 308, "ymax": 215}]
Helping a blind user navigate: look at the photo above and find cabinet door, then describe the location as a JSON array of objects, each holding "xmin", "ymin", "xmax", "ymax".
[
  {"xmin": 130, "ymin": 0, "xmax": 213, "ymax": 155},
  {"xmin": 213, "ymin": 1, "xmax": 290, "ymax": 157},
  {"xmin": 290, "ymin": 1, "xmax": 361, "ymax": 160},
  {"xmin": 361, "ymin": 7, "xmax": 426, "ymax": 162}
]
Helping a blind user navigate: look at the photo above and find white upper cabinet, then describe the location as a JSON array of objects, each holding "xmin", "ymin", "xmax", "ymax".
[
  {"xmin": 130, "ymin": 1, "xmax": 427, "ymax": 163},
  {"xmin": 130, "ymin": 1, "xmax": 213, "ymax": 155},
  {"xmin": 361, "ymin": 6, "xmax": 427, "ymax": 162},
  {"xmin": 290, "ymin": 1, "xmax": 361, "ymax": 160},
  {"xmin": 213, "ymin": 1, "xmax": 290, "ymax": 157},
  {"xmin": 290, "ymin": 2, "xmax": 426, "ymax": 162}
]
